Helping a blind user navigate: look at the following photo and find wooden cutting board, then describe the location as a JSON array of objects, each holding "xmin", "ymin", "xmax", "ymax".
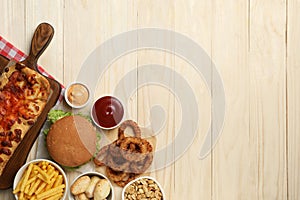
[{"xmin": 0, "ymin": 23, "xmax": 61, "ymax": 189}]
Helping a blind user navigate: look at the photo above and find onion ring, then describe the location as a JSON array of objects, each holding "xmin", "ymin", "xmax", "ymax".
[
  {"xmin": 106, "ymin": 167, "xmax": 129, "ymax": 182},
  {"xmin": 95, "ymin": 120, "xmax": 154, "ymax": 186},
  {"xmin": 130, "ymin": 152, "xmax": 153, "ymax": 174},
  {"xmin": 115, "ymin": 177, "xmax": 137, "ymax": 187},
  {"xmin": 119, "ymin": 137, "xmax": 153, "ymax": 162},
  {"xmin": 108, "ymin": 140, "xmax": 122, "ymax": 158},
  {"xmin": 106, "ymin": 167, "xmax": 138, "ymax": 187},
  {"xmin": 106, "ymin": 153, "xmax": 130, "ymax": 172},
  {"xmin": 118, "ymin": 120, "xmax": 141, "ymax": 139},
  {"xmin": 114, "ymin": 173, "xmax": 138, "ymax": 187}
]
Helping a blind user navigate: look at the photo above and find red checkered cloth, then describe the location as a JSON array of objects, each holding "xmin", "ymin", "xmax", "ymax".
[{"xmin": 0, "ymin": 35, "xmax": 64, "ymax": 102}]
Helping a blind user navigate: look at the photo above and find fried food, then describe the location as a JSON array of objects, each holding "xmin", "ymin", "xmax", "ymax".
[
  {"xmin": 94, "ymin": 120, "xmax": 154, "ymax": 187},
  {"xmin": 13, "ymin": 161, "xmax": 65, "ymax": 200},
  {"xmin": 119, "ymin": 136, "xmax": 153, "ymax": 162},
  {"xmin": 106, "ymin": 167, "xmax": 137, "ymax": 187},
  {"xmin": 118, "ymin": 120, "xmax": 141, "ymax": 139}
]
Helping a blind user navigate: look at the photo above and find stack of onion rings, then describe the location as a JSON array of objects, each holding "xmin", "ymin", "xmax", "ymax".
[{"xmin": 94, "ymin": 120, "xmax": 154, "ymax": 187}]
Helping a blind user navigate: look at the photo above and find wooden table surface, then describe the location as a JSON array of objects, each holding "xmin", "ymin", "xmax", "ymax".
[{"xmin": 1, "ymin": 0, "xmax": 300, "ymax": 199}]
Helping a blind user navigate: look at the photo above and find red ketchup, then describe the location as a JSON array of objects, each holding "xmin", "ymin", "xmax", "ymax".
[{"xmin": 91, "ymin": 96, "xmax": 124, "ymax": 129}]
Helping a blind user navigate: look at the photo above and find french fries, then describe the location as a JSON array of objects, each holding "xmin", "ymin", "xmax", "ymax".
[{"xmin": 13, "ymin": 161, "xmax": 65, "ymax": 200}]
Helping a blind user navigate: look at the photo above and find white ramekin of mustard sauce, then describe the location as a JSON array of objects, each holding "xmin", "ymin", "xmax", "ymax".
[{"xmin": 64, "ymin": 82, "xmax": 90, "ymax": 109}]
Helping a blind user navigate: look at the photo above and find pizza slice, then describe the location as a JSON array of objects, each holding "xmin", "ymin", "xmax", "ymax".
[{"xmin": 0, "ymin": 63, "xmax": 50, "ymax": 175}]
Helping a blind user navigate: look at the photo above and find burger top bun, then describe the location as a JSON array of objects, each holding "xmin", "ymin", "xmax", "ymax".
[{"xmin": 46, "ymin": 115, "xmax": 97, "ymax": 167}]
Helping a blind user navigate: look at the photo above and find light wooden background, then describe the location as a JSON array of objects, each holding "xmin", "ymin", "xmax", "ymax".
[{"xmin": 0, "ymin": 0, "xmax": 299, "ymax": 199}]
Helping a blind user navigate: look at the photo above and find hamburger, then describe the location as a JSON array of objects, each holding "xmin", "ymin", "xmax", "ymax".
[{"xmin": 46, "ymin": 114, "xmax": 97, "ymax": 167}]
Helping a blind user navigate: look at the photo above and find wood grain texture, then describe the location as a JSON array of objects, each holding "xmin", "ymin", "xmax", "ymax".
[
  {"xmin": 24, "ymin": 1, "xmax": 65, "ymax": 188},
  {"xmin": 136, "ymin": 1, "xmax": 175, "ymax": 199},
  {"xmin": 64, "ymin": 0, "xmax": 138, "ymax": 199},
  {"xmin": 22, "ymin": 23, "xmax": 54, "ymax": 68},
  {"xmin": 0, "ymin": 32, "xmax": 61, "ymax": 192},
  {"xmin": 249, "ymin": 0, "xmax": 287, "ymax": 199},
  {"xmin": 0, "ymin": 0, "xmax": 26, "ymax": 49},
  {"xmin": 25, "ymin": 0, "xmax": 64, "ymax": 83},
  {"xmin": 0, "ymin": 0, "xmax": 26, "ymax": 198},
  {"xmin": 174, "ymin": 0, "xmax": 212, "ymax": 199},
  {"xmin": 0, "ymin": 0, "xmax": 299, "ymax": 199},
  {"xmin": 212, "ymin": 0, "xmax": 253, "ymax": 199},
  {"xmin": 287, "ymin": 0, "xmax": 300, "ymax": 199}
]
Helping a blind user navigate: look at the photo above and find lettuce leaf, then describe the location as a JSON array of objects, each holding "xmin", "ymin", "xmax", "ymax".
[
  {"xmin": 43, "ymin": 128, "xmax": 50, "ymax": 136},
  {"xmin": 47, "ymin": 109, "xmax": 72, "ymax": 124}
]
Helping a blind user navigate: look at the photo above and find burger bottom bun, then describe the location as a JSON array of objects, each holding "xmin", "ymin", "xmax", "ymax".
[{"xmin": 46, "ymin": 115, "xmax": 97, "ymax": 167}]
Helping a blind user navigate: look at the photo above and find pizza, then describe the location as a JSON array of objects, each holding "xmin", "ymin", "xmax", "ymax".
[{"xmin": 0, "ymin": 63, "xmax": 50, "ymax": 175}]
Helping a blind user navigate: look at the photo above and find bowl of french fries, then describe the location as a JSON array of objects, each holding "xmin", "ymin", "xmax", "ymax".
[
  {"xmin": 69, "ymin": 171, "xmax": 114, "ymax": 200},
  {"xmin": 13, "ymin": 159, "xmax": 68, "ymax": 200}
]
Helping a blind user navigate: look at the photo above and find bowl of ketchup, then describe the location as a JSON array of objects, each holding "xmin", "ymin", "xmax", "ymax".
[{"xmin": 91, "ymin": 96, "xmax": 124, "ymax": 130}]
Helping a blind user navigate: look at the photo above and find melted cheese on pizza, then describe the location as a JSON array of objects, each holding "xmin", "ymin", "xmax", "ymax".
[{"xmin": 0, "ymin": 63, "xmax": 50, "ymax": 175}]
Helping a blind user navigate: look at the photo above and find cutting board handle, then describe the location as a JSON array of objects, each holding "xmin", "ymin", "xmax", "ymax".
[{"xmin": 23, "ymin": 23, "xmax": 54, "ymax": 69}]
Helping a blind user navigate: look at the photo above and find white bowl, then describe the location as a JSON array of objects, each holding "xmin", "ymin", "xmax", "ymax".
[
  {"xmin": 69, "ymin": 171, "xmax": 114, "ymax": 200},
  {"xmin": 122, "ymin": 176, "xmax": 166, "ymax": 200},
  {"xmin": 13, "ymin": 159, "xmax": 68, "ymax": 200},
  {"xmin": 64, "ymin": 82, "xmax": 90, "ymax": 109},
  {"xmin": 90, "ymin": 95, "xmax": 124, "ymax": 130}
]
